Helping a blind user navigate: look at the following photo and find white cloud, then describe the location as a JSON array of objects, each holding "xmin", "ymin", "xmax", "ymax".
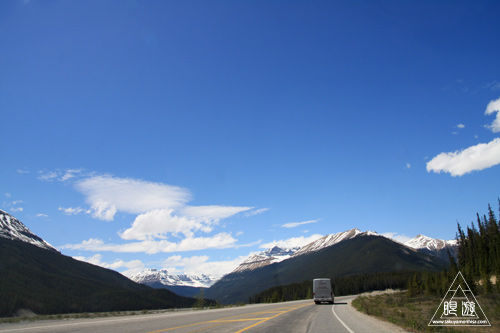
[
  {"xmin": 62, "ymin": 232, "xmax": 238, "ymax": 254},
  {"xmin": 161, "ymin": 255, "xmax": 208, "ymax": 275},
  {"xmin": 38, "ymin": 171, "xmax": 59, "ymax": 181},
  {"xmin": 73, "ymin": 175, "xmax": 252, "ymax": 243},
  {"xmin": 73, "ymin": 252, "xmax": 244, "ymax": 278},
  {"xmin": 11, "ymin": 207, "xmax": 23, "ymax": 212},
  {"xmin": 426, "ymin": 137, "xmax": 500, "ymax": 176},
  {"xmin": 51, "ymin": 173, "xmax": 260, "ymax": 254},
  {"xmin": 119, "ymin": 205, "xmax": 252, "ymax": 241},
  {"xmin": 406, "ymin": 163, "xmax": 411, "ymax": 169},
  {"xmin": 38, "ymin": 168, "xmax": 86, "ymax": 182},
  {"xmin": 36, "ymin": 213, "xmax": 48, "ymax": 218},
  {"xmin": 73, "ymin": 254, "xmax": 145, "ymax": 278},
  {"xmin": 75, "ymin": 175, "xmax": 191, "ymax": 221},
  {"xmin": 182, "ymin": 205, "xmax": 252, "ymax": 220},
  {"xmin": 160, "ymin": 254, "xmax": 248, "ymax": 278},
  {"xmin": 244, "ymin": 208, "xmax": 270, "ymax": 217},
  {"xmin": 485, "ymin": 80, "xmax": 500, "ymax": 91},
  {"xmin": 88, "ymin": 200, "xmax": 117, "ymax": 221},
  {"xmin": 281, "ymin": 219, "xmax": 319, "ymax": 228},
  {"xmin": 485, "ymin": 96, "xmax": 500, "ymax": 132},
  {"xmin": 381, "ymin": 232, "xmax": 412, "ymax": 244},
  {"xmin": 427, "ymin": 97, "xmax": 500, "ymax": 177},
  {"xmin": 184, "ymin": 256, "xmax": 246, "ymax": 278},
  {"xmin": 260, "ymin": 234, "xmax": 323, "ymax": 249},
  {"xmin": 74, "ymin": 253, "xmax": 105, "ymax": 265},
  {"xmin": 117, "ymin": 254, "xmax": 246, "ymax": 278},
  {"xmin": 59, "ymin": 206, "xmax": 85, "ymax": 216},
  {"xmin": 60, "ymin": 169, "xmax": 84, "ymax": 181},
  {"xmin": 109, "ymin": 259, "xmax": 145, "ymax": 277},
  {"xmin": 120, "ymin": 209, "xmax": 193, "ymax": 240}
]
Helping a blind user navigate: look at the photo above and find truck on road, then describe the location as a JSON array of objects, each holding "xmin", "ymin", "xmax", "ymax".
[{"xmin": 313, "ymin": 278, "xmax": 334, "ymax": 304}]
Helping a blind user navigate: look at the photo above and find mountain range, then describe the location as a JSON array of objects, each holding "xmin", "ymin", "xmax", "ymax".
[
  {"xmin": 1, "ymin": 208, "xmax": 458, "ymax": 311},
  {"xmin": 0, "ymin": 210, "xmax": 205, "ymax": 317},
  {"xmin": 203, "ymin": 229, "xmax": 455, "ymax": 303},
  {"xmin": 130, "ymin": 228, "xmax": 457, "ymax": 299},
  {"xmin": 130, "ymin": 269, "xmax": 218, "ymax": 297},
  {"xmin": 132, "ymin": 268, "xmax": 217, "ymax": 288},
  {"xmin": 226, "ymin": 228, "xmax": 456, "ymax": 275}
]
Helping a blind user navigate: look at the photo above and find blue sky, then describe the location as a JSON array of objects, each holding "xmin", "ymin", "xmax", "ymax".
[{"xmin": 1, "ymin": 0, "xmax": 500, "ymax": 278}]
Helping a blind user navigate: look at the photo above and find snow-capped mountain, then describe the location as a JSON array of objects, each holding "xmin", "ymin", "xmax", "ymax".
[
  {"xmin": 131, "ymin": 268, "xmax": 218, "ymax": 288},
  {"xmin": 292, "ymin": 228, "xmax": 378, "ymax": 257},
  {"xmin": 404, "ymin": 234, "xmax": 457, "ymax": 251},
  {"xmin": 229, "ymin": 228, "xmax": 460, "ymax": 277},
  {"xmin": 404, "ymin": 234, "xmax": 458, "ymax": 261},
  {"xmin": 232, "ymin": 245, "xmax": 301, "ymax": 273},
  {"xmin": 231, "ymin": 228, "xmax": 378, "ymax": 274},
  {"xmin": 0, "ymin": 209, "xmax": 57, "ymax": 252}
]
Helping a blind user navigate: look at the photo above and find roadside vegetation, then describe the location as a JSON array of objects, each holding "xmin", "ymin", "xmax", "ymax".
[
  {"xmin": 353, "ymin": 202, "xmax": 500, "ymax": 332},
  {"xmin": 352, "ymin": 291, "xmax": 499, "ymax": 332}
]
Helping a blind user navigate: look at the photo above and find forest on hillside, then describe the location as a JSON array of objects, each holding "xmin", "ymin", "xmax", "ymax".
[
  {"xmin": 407, "ymin": 201, "xmax": 500, "ymax": 296},
  {"xmin": 249, "ymin": 271, "xmax": 415, "ymax": 304},
  {"xmin": 0, "ymin": 238, "xmax": 214, "ymax": 317}
]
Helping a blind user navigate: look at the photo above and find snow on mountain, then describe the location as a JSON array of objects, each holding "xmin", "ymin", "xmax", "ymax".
[
  {"xmin": 232, "ymin": 245, "xmax": 301, "ymax": 273},
  {"xmin": 232, "ymin": 228, "xmax": 380, "ymax": 274},
  {"xmin": 404, "ymin": 234, "xmax": 457, "ymax": 251},
  {"xmin": 131, "ymin": 268, "xmax": 218, "ymax": 288},
  {"xmin": 0, "ymin": 209, "xmax": 57, "ymax": 252},
  {"xmin": 292, "ymin": 228, "xmax": 378, "ymax": 257},
  {"xmin": 404, "ymin": 234, "xmax": 458, "ymax": 262}
]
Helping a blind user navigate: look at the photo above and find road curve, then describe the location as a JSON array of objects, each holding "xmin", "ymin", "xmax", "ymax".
[{"xmin": 0, "ymin": 295, "xmax": 407, "ymax": 333}]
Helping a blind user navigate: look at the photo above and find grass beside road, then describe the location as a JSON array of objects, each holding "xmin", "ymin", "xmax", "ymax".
[{"xmin": 352, "ymin": 291, "xmax": 500, "ymax": 332}]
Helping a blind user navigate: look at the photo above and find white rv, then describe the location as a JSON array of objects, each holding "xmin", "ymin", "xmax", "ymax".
[{"xmin": 313, "ymin": 278, "xmax": 334, "ymax": 304}]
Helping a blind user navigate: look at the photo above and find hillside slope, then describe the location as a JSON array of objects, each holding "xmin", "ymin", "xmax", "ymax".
[
  {"xmin": 0, "ymin": 237, "xmax": 198, "ymax": 317},
  {"xmin": 205, "ymin": 235, "xmax": 446, "ymax": 304}
]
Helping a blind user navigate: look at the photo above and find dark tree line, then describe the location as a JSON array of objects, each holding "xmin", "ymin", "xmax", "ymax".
[
  {"xmin": 0, "ymin": 238, "xmax": 215, "ymax": 317},
  {"xmin": 407, "ymin": 201, "xmax": 500, "ymax": 297},
  {"xmin": 456, "ymin": 201, "xmax": 500, "ymax": 293},
  {"xmin": 249, "ymin": 271, "xmax": 415, "ymax": 303}
]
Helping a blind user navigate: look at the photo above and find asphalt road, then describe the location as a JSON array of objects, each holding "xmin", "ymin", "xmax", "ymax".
[{"xmin": 0, "ymin": 295, "xmax": 406, "ymax": 333}]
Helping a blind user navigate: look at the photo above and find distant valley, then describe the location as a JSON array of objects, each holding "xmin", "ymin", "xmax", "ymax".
[
  {"xmin": 0, "ymin": 209, "xmax": 456, "ymax": 315},
  {"xmin": 132, "ymin": 228, "xmax": 456, "ymax": 302}
]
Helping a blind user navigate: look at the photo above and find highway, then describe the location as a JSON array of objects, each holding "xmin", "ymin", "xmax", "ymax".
[{"xmin": 0, "ymin": 295, "xmax": 406, "ymax": 333}]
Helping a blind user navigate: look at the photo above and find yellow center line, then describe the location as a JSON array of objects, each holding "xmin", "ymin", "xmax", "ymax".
[
  {"xmin": 148, "ymin": 322, "xmax": 204, "ymax": 332},
  {"xmin": 234, "ymin": 303, "xmax": 312, "ymax": 333},
  {"xmin": 211, "ymin": 318, "xmax": 273, "ymax": 322},
  {"xmin": 148, "ymin": 303, "xmax": 313, "ymax": 333},
  {"xmin": 184, "ymin": 322, "xmax": 228, "ymax": 333}
]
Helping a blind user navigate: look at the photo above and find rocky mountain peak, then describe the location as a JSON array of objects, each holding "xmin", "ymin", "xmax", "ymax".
[
  {"xmin": 0, "ymin": 209, "xmax": 57, "ymax": 252},
  {"xmin": 131, "ymin": 268, "xmax": 217, "ymax": 288}
]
